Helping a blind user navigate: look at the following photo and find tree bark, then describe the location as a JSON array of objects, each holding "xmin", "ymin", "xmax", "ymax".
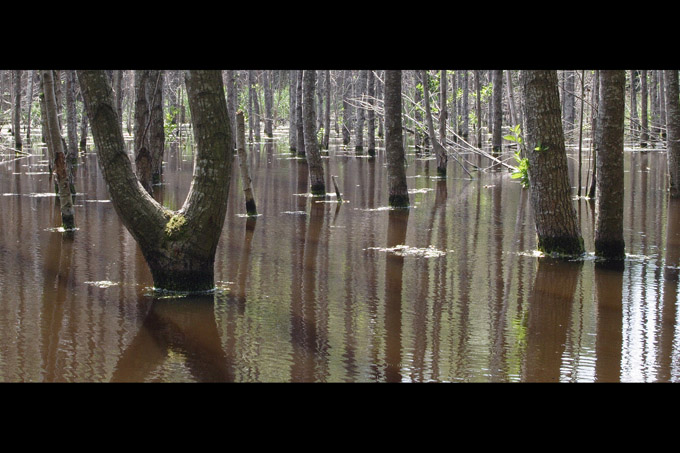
[
  {"xmin": 342, "ymin": 70, "xmax": 352, "ymax": 146},
  {"xmin": 521, "ymin": 70, "xmax": 584, "ymax": 256},
  {"xmin": 263, "ymin": 70, "xmax": 273, "ymax": 138},
  {"xmin": 641, "ymin": 69, "xmax": 649, "ymax": 148},
  {"xmin": 13, "ymin": 70, "xmax": 22, "ymax": 151},
  {"xmin": 289, "ymin": 70, "xmax": 297, "ymax": 152},
  {"xmin": 491, "ymin": 69, "xmax": 503, "ymax": 163},
  {"xmin": 302, "ymin": 70, "xmax": 325, "ymax": 195},
  {"xmin": 296, "ymin": 70, "xmax": 305, "ymax": 157},
  {"xmin": 355, "ymin": 69, "xmax": 367, "ymax": 152},
  {"xmin": 78, "ymin": 69, "xmax": 234, "ymax": 292},
  {"xmin": 42, "ymin": 70, "xmax": 75, "ymax": 230},
  {"xmin": 664, "ymin": 70, "xmax": 680, "ymax": 199},
  {"xmin": 236, "ymin": 110, "xmax": 257, "ymax": 215},
  {"xmin": 148, "ymin": 70, "xmax": 165, "ymax": 185},
  {"xmin": 421, "ymin": 70, "xmax": 448, "ymax": 177},
  {"xmin": 323, "ymin": 70, "xmax": 331, "ymax": 150},
  {"xmin": 594, "ymin": 70, "xmax": 626, "ymax": 260},
  {"xmin": 367, "ymin": 70, "xmax": 376, "ymax": 156},
  {"xmin": 385, "ymin": 70, "xmax": 409, "ymax": 208}
]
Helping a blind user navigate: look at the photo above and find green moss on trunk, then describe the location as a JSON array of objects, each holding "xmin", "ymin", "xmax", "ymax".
[{"xmin": 537, "ymin": 235, "xmax": 584, "ymax": 258}]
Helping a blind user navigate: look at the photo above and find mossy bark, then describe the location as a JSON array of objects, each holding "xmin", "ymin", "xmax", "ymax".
[{"xmin": 78, "ymin": 70, "xmax": 233, "ymax": 292}]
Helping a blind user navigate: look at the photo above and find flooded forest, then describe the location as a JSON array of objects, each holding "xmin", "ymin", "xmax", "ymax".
[{"xmin": 0, "ymin": 69, "xmax": 679, "ymax": 383}]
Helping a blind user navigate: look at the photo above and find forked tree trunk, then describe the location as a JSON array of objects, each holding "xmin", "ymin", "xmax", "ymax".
[
  {"xmin": 302, "ymin": 70, "xmax": 325, "ymax": 195},
  {"xmin": 521, "ymin": 70, "xmax": 584, "ymax": 257},
  {"xmin": 78, "ymin": 70, "xmax": 233, "ymax": 292},
  {"xmin": 42, "ymin": 69, "xmax": 75, "ymax": 230},
  {"xmin": 594, "ymin": 70, "xmax": 626, "ymax": 260},
  {"xmin": 385, "ymin": 70, "xmax": 409, "ymax": 208}
]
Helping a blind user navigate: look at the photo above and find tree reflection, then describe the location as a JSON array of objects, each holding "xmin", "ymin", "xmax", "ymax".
[
  {"xmin": 384, "ymin": 208, "xmax": 409, "ymax": 383},
  {"xmin": 111, "ymin": 294, "xmax": 232, "ymax": 382},
  {"xmin": 522, "ymin": 257, "xmax": 581, "ymax": 382}
]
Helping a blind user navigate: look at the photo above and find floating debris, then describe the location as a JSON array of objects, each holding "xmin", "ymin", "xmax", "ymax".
[
  {"xmin": 84, "ymin": 280, "xmax": 119, "ymax": 288},
  {"xmin": 366, "ymin": 244, "xmax": 446, "ymax": 258}
]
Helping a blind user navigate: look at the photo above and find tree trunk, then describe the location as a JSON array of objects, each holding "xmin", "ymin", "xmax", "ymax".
[
  {"xmin": 225, "ymin": 70, "xmax": 237, "ymax": 150},
  {"xmin": 302, "ymin": 70, "xmax": 325, "ymax": 195},
  {"xmin": 296, "ymin": 69, "xmax": 305, "ymax": 157},
  {"xmin": 439, "ymin": 69, "xmax": 447, "ymax": 145},
  {"xmin": 474, "ymin": 70, "xmax": 482, "ymax": 148},
  {"xmin": 236, "ymin": 110, "xmax": 257, "ymax": 215},
  {"xmin": 13, "ymin": 70, "xmax": 22, "ymax": 151},
  {"xmin": 42, "ymin": 69, "xmax": 75, "ymax": 230},
  {"xmin": 78, "ymin": 70, "xmax": 234, "ymax": 292},
  {"xmin": 594, "ymin": 70, "xmax": 626, "ymax": 260},
  {"xmin": 289, "ymin": 70, "xmax": 297, "ymax": 152},
  {"xmin": 385, "ymin": 70, "xmax": 409, "ymax": 208},
  {"xmin": 505, "ymin": 70, "xmax": 518, "ymax": 128},
  {"xmin": 355, "ymin": 69, "xmax": 367, "ymax": 153},
  {"xmin": 641, "ymin": 69, "xmax": 649, "ymax": 148},
  {"xmin": 588, "ymin": 70, "xmax": 600, "ymax": 198},
  {"xmin": 263, "ymin": 70, "xmax": 273, "ymax": 138},
  {"xmin": 342, "ymin": 70, "xmax": 352, "ymax": 146},
  {"xmin": 65, "ymin": 70, "xmax": 78, "ymax": 161},
  {"xmin": 521, "ymin": 70, "xmax": 584, "ymax": 256},
  {"xmin": 133, "ymin": 70, "xmax": 153, "ymax": 194},
  {"xmin": 148, "ymin": 70, "xmax": 165, "ymax": 185},
  {"xmin": 323, "ymin": 70, "xmax": 331, "ymax": 150},
  {"xmin": 421, "ymin": 70, "xmax": 448, "ymax": 177},
  {"xmin": 367, "ymin": 69, "xmax": 376, "ymax": 156},
  {"xmin": 25, "ymin": 70, "xmax": 34, "ymax": 145},
  {"xmin": 491, "ymin": 69, "xmax": 503, "ymax": 163},
  {"xmin": 664, "ymin": 70, "xmax": 680, "ymax": 199}
]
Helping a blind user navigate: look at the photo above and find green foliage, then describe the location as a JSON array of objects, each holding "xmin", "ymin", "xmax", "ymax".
[
  {"xmin": 510, "ymin": 151, "xmax": 530, "ymax": 188},
  {"xmin": 164, "ymin": 106, "xmax": 179, "ymax": 137},
  {"xmin": 504, "ymin": 125, "xmax": 530, "ymax": 189}
]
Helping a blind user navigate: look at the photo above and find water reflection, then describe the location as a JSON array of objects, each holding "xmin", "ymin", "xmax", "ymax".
[{"xmin": 2, "ymin": 137, "xmax": 680, "ymax": 382}]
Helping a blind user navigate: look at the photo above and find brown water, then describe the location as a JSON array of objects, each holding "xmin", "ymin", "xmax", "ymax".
[{"xmin": 1, "ymin": 131, "xmax": 679, "ymax": 382}]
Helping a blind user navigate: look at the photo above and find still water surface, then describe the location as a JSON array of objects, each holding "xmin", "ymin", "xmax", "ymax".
[{"xmin": 1, "ymin": 131, "xmax": 678, "ymax": 382}]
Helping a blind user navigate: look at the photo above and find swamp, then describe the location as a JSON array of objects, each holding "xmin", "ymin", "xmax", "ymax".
[{"xmin": 0, "ymin": 69, "xmax": 678, "ymax": 382}]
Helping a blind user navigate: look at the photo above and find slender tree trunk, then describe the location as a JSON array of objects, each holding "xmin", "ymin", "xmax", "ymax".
[
  {"xmin": 588, "ymin": 70, "xmax": 600, "ymax": 198},
  {"xmin": 521, "ymin": 70, "xmax": 584, "ymax": 256},
  {"xmin": 342, "ymin": 70, "xmax": 353, "ymax": 146},
  {"xmin": 367, "ymin": 70, "xmax": 376, "ymax": 156},
  {"xmin": 263, "ymin": 70, "xmax": 273, "ymax": 138},
  {"xmin": 630, "ymin": 70, "xmax": 638, "ymax": 141},
  {"xmin": 42, "ymin": 69, "xmax": 75, "ymax": 230},
  {"xmin": 474, "ymin": 70, "xmax": 482, "ymax": 147},
  {"xmin": 78, "ymin": 69, "xmax": 234, "ymax": 292},
  {"xmin": 236, "ymin": 110, "xmax": 258, "ymax": 215},
  {"xmin": 385, "ymin": 70, "xmax": 409, "ymax": 208},
  {"xmin": 421, "ymin": 70, "xmax": 448, "ymax": 177},
  {"xmin": 225, "ymin": 70, "xmax": 237, "ymax": 150},
  {"xmin": 25, "ymin": 70, "xmax": 34, "ymax": 145},
  {"xmin": 439, "ymin": 69, "xmax": 447, "ymax": 145},
  {"xmin": 659, "ymin": 70, "xmax": 667, "ymax": 141},
  {"xmin": 148, "ymin": 70, "xmax": 165, "ymax": 185},
  {"xmin": 13, "ymin": 70, "xmax": 22, "ymax": 151},
  {"xmin": 296, "ymin": 69, "xmax": 305, "ymax": 157},
  {"xmin": 505, "ymin": 70, "xmax": 518, "ymax": 128},
  {"xmin": 664, "ymin": 70, "xmax": 680, "ymax": 199},
  {"xmin": 641, "ymin": 69, "xmax": 649, "ymax": 148},
  {"xmin": 594, "ymin": 70, "xmax": 626, "ymax": 259},
  {"xmin": 355, "ymin": 70, "xmax": 367, "ymax": 153},
  {"xmin": 302, "ymin": 70, "xmax": 325, "ymax": 195},
  {"xmin": 133, "ymin": 70, "xmax": 153, "ymax": 194},
  {"xmin": 463, "ymin": 71, "xmax": 469, "ymax": 142},
  {"xmin": 65, "ymin": 70, "xmax": 78, "ymax": 162},
  {"xmin": 323, "ymin": 70, "xmax": 331, "ymax": 150},
  {"xmin": 491, "ymin": 69, "xmax": 503, "ymax": 164},
  {"xmin": 289, "ymin": 70, "xmax": 297, "ymax": 152}
]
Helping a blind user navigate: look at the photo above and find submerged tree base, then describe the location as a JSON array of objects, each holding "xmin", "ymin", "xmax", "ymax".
[
  {"xmin": 594, "ymin": 239, "xmax": 626, "ymax": 261},
  {"xmin": 537, "ymin": 236, "xmax": 585, "ymax": 258},
  {"xmin": 388, "ymin": 194, "xmax": 410, "ymax": 208},
  {"xmin": 149, "ymin": 266, "xmax": 216, "ymax": 293}
]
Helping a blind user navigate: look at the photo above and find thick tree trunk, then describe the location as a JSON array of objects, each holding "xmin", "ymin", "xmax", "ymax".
[
  {"xmin": 521, "ymin": 70, "xmax": 584, "ymax": 256},
  {"xmin": 42, "ymin": 70, "xmax": 75, "ymax": 230},
  {"xmin": 78, "ymin": 70, "xmax": 233, "ymax": 292},
  {"xmin": 594, "ymin": 70, "xmax": 626, "ymax": 259},
  {"xmin": 385, "ymin": 70, "xmax": 409, "ymax": 208},
  {"xmin": 302, "ymin": 70, "xmax": 325, "ymax": 195},
  {"xmin": 664, "ymin": 70, "xmax": 680, "ymax": 199}
]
